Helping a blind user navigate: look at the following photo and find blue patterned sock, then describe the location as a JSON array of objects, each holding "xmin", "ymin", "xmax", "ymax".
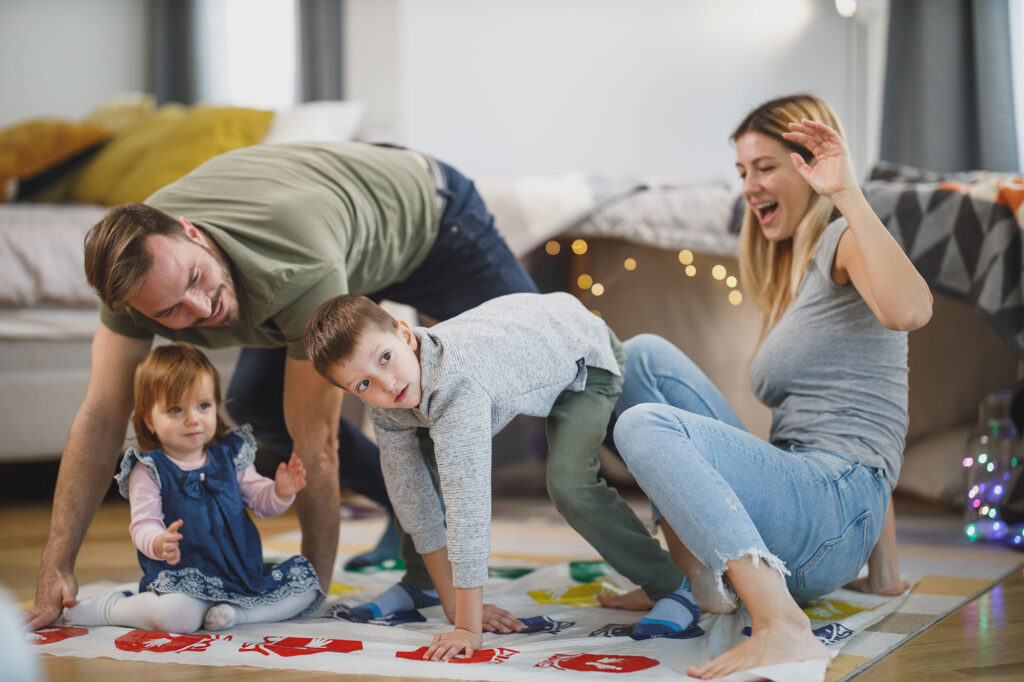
[
  {"xmin": 350, "ymin": 582, "xmax": 440, "ymax": 619},
  {"xmin": 632, "ymin": 586, "xmax": 700, "ymax": 638}
]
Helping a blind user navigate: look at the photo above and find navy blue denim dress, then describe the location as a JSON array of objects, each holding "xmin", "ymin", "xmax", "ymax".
[{"xmin": 115, "ymin": 426, "xmax": 323, "ymax": 613}]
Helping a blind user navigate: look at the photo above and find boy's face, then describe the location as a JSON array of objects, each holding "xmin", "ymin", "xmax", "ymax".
[{"xmin": 328, "ymin": 321, "xmax": 422, "ymax": 409}]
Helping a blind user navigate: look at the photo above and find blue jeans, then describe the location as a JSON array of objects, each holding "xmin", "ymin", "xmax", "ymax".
[
  {"xmin": 226, "ymin": 157, "xmax": 537, "ymax": 514},
  {"xmin": 613, "ymin": 334, "xmax": 889, "ymax": 604}
]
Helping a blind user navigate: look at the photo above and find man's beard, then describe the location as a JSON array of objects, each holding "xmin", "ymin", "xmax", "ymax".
[{"xmin": 196, "ymin": 245, "xmax": 239, "ymax": 328}]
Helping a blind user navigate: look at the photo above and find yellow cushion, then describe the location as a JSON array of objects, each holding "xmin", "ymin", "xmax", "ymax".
[
  {"xmin": 0, "ymin": 118, "xmax": 109, "ymax": 201},
  {"xmin": 70, "ymin": 105, "xmax": 274, "ymax": 206},
  {"xmin": 82, "ymin": 92, "xmax": 157, "ymax": 135}
]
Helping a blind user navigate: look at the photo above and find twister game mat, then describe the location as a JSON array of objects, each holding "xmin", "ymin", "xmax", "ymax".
[{"xmin": 30, "ymin": 557, "xmax": 919, "ymax": 682}]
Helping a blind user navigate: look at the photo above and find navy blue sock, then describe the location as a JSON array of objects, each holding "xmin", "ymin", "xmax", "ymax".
[
  {"xmin": 350, "ymin": 582, "xmax": 440, "ymax": 619},
  {"xmin": 632, "ymin": 586, "xmax": 700, "ymax": 638}
]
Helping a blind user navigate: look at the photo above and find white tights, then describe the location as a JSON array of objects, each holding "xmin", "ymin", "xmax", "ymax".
[{"xmin": 64, "ymin": 589, "xmax": 318, "ymax": 634}]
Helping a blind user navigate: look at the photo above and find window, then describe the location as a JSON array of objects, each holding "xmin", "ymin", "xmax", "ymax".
[{"xmin": 195, "ymin": 0, "xmax": 298, "ymax": 110}]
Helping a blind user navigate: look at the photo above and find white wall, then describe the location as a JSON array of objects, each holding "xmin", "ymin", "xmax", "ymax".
[
  {"xmin": 0, "ymin": 0, "xmax": 149, "ymax": 127},
  {"xmin": 346, "ymin": 0, "xmax": 865, "ymax": 181},
  {"xmin": 1, "ymin": 0, "xmax": 885, "ymax": 183}
]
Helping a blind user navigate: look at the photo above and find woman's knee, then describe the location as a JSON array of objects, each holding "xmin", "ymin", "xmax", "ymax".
[
  {"xmin": 613, "ymin": 403, "xmax": 699, "ymax": 473},
  {"xmin": 623, "ymin": 334, "xmax": 672, "ymax": 371}
]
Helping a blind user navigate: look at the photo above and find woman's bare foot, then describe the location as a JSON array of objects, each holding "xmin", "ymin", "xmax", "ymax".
[
  {"xmin": 686, "ymin": 613, "xmax": 829, "ymax": 679},
  {"xmin": 597, "ymin": 587, "xmax": 653, "ymax": 610},
  {"xmin": 844, "ymin": 574, "xmax": 909, "ymax": 597}
]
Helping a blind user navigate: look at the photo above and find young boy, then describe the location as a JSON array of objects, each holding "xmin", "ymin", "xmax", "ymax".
[{"xmin": 304, "ymin": 292, "xmax": 697, "ymax": 661}]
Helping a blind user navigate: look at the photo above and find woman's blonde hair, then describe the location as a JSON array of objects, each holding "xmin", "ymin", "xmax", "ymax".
[
  {"xmin": 731, "ymin": 94, "xmax": 845, "ymax": 342},
  {"xmin": 131, "ymin": 343, "xmax": 230, "ymax": 452}
]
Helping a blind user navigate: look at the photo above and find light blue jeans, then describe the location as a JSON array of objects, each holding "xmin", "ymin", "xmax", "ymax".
[{"xmin": 614, "ymin": 334, "xmax": 890, "ymax": 604}]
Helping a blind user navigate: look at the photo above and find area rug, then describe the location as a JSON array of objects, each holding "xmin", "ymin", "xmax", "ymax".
[{"xmin": 27, "ymin": 512, "xmax": 1022, "ymax": 681}]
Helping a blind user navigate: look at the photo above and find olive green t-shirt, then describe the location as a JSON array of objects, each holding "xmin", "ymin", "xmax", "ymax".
[{"xmin": 99, "ymin": 142, "xmax": 440, "ymax": 359}]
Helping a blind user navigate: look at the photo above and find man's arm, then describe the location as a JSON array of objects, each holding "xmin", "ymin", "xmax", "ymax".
[
  {"xmin": 27, "ymin": 326, "xmax": 151, "ymax": 630},
  {"xmin": 282, "ymin": 357, "xmax": 343, "ymax": 592}
]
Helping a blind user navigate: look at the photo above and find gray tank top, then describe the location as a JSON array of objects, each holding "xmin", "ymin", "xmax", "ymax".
[{"xmin": 749, "ymin": 219, "xmax": 908, "ymax": 489}]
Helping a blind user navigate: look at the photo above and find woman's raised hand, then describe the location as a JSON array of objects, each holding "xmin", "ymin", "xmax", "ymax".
[{"xmin": 783, "ymin": 119, "xmax": 859, "ymax": 201}]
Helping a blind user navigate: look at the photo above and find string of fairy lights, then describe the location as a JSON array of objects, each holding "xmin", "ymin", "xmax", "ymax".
[
  {"xmin": 963, "ymin": 450, "xmax": 1024, "ymax": 547},
  {"xmin": 544, "ymin": 238, "xmax": 745, "ymax": 312}
]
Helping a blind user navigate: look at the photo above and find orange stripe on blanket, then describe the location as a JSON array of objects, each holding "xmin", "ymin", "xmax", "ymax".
[{"xmin": 938, "ymin": 177, "xmax": 1024, "ymax": 218}]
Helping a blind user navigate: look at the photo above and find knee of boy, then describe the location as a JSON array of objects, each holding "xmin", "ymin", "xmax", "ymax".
[{"xmin": 545, "ymin": 474, "xmax": 592, "ymax": 512}]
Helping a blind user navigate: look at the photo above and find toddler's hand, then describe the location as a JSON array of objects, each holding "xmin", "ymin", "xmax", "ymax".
[
  {"xmin": 274, "ymin": 453, "xmax": 307, "ymax": 499},
  {"xmin": 424, "ymin": 627, "xmax": 481, "ymax": 662},
  {"xmin": 155, "ymin": 519, "xmax": 184, "ymax": 565}
]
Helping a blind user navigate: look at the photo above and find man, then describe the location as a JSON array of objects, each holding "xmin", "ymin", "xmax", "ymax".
[{"xmin": 26, "ymin": 142, "xmax": 537, "ymax": 629}]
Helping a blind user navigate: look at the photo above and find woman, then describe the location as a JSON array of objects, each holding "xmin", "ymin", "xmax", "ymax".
[{"xmin": 604, "ymin": 94, "xmax": 931, "ymax": 678}]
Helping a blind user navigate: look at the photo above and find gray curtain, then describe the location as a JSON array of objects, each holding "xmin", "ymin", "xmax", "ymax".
[
  {"xmin": 881, "ymin": 0, "xmax": 1019, "ymax": 172},
  {"xmin": 299, "ymin": 0, "xmax": 344, "ymax": 101},
  {"xmin": 150, "ymin": 0, "xmax": 199, "ymax": 105}
]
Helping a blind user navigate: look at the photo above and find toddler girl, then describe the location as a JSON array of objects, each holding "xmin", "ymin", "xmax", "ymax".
[{"xmin": 64, "ymin": 343, "xmax": 323, "ymax": 633}]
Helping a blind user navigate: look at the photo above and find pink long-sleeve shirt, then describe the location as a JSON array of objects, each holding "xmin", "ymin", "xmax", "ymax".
[{"xmin": 128, "ymin": 452, "xmax": 294, "ymax": 561}]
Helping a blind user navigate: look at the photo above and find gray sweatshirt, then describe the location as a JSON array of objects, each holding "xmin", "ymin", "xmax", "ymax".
[{"xmin": 370, "ymin": 292, "xmax": 621, "ymax": 587}]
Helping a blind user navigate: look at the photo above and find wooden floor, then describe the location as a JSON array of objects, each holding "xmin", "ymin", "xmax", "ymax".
[{"xmin": 2, "ymin": 495, "xmax": 1022, "ymax": 681}]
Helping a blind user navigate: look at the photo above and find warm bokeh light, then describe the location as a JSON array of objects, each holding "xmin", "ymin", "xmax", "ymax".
[
  {"xmin": 726, "ymin": 275, "xmax": 737, "ymax": 288},
  {"xmin": 624, "ymin": 258, "xmax": 637, "ymax": 271},
  {"xmin": 571, "ymin": 239, "xmax": 588, "ymax": 255},
  {"xmin": 577, "ymin": 274, "xmax": 593, "ymax": 290},
  {"xmin": 591, "ymin": 283, "xmax": 605, "ymax": 296},
  {"xmin": 712, "ymin": 264, "xmax": 727, "ymax": 280},
  {"xmin": 678, "ymin": 249, "xmax": 694, "ymax": 265},
  {"xmin": 685, "ymin": 265, "xmax": 696, "ymax": 277},
  {"xmin": 591, "ymin": 309, "xmax": 602, "ymax": 318},
  {"xmin": 545, "ymin": 240, "xmax": 561, "ymax": 255},
  {"xmin": 728, "ymin": 290, "xmax": 743, "ymax": 306}
]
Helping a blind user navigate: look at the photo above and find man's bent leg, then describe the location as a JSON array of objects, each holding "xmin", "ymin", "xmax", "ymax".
[{"xmin": 226, "ymin": 346, "xmax": 401, "ymax": 567}]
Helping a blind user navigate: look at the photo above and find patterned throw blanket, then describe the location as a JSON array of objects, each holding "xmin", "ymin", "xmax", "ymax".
[
  {"xmin": 564, "ymin": 163, "xmax": 1024, "ymax": 359},
  {"xmin": 866, "ymin": 162, "xmax": 1024, "ymax": 359}
]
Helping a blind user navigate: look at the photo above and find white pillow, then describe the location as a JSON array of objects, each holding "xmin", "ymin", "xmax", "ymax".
[{"xmin": 262, "ymin": 100, "xmax": 365, "ymax": 144}]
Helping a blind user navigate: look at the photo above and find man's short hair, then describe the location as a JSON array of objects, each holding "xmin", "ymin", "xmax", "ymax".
[
  {"xmin": 304, "ymin": 295, "xmax": 398, "ymax": 382},
  {"xmin": 84, "ymin": 203, "xmax": 185, "ymax": 311}
]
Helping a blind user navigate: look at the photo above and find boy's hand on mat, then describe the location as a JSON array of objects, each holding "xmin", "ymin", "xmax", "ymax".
[
  {"xmin": 481, "ymin": 603, "xmax": 524, "ymax": 633},
  {"xmin": 424, "ymin": 628, "xmax": 481, "ymax": 662},
  {"xmin": 25, "ymin": 567, "xmax": 78, "ymax": 631},
  {"xmin": 155, "ymin": 519, "xmax": 184, "ymax": 565},
  {"xmin": 274, "ymin": 453, "xmax": 307, "ymax": 499}
]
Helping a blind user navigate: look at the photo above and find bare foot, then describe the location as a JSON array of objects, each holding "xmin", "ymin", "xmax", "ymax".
[
  {"xmin": 686, "ymin": 615, "xmax": 829, "ymax": 679},
  {"xmin": 689, "ymin": 571, "xmax": 737, "ymax": 614},
  {"xmin": 597, "ymin": 587, "xmax": 653, "ymax": 610},
  {"xmin": 844, "ymin": 575, "xmax": 909, "ymax": 597}
]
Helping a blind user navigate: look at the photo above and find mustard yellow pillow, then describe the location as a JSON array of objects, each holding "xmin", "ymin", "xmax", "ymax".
[
  {"xmin": 82, "ymin": 92, "xmax": 157, "ymax": 135},
  {"xmin": 69, "ymin": 105, "xmax": 186, "ymax": 205},
  {"xmin": 0, "ymin": 118, "xmax": 108, "ymax": 201},
  {"xmin": 70, "ymin": 105, "xmax": 273, "ymax": 206}
]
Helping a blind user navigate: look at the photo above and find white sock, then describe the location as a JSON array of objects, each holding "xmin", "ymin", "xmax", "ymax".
[
  {"xmin": 66, "ymin": 591, "xmax": 209, "ymax": 633},
  {"xmin": 63, "ymin": 590, "xmax": 127, "ymax": 626}
]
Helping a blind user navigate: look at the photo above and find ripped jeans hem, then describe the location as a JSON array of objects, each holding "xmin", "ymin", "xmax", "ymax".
[{"xmin": 709, "ymin": 548, "xmax": 790, "ymax": 604}]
